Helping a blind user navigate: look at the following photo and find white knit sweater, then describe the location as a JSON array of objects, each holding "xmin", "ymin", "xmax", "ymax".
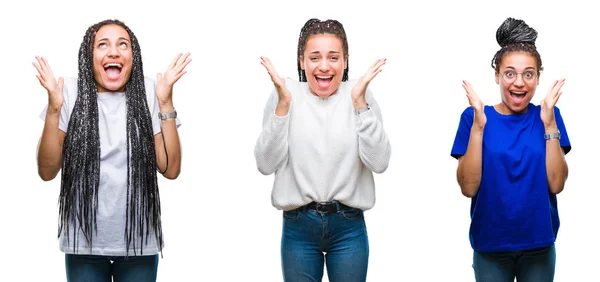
[{"xmin": 254, "ymin": 78, "xmax": 391, "ymax": 211}]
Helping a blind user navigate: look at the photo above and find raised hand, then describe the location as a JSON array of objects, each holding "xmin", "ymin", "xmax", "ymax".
[
  {"xmin": 33, "ymin": 56, "xmax": 64, "ymax": 112},
  {"xmin": 540, "ymin": 79, "xmax": 565, "ymax": 128},
  {"xmin": 462, "ymin": 80, "xmax": 486, "ymax": 131},
  {"xmin": 156, "ymin": 53, "xmax": 191, "ymax": 106},
  {"xmin": 260, "ymin": 56, "xmax": 290, "ymax": 103},
  {"xmin": 351, "ymin": 58, "xmax": 386, "ymax": 109}
]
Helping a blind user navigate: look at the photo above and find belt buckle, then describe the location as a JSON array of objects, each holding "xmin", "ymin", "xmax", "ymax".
[{"xmin": 316, "ymin": 202, "xmax": 329, "ymax": 214}]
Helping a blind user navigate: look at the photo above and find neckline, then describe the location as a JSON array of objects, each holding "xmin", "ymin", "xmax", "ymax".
[
  {"xmin": 96, "ymin": 91, "xmax": 125, "ymax": 100},
  {"xmin": 300, "ymin": 81, "xmax": 343, "ymax": 102},
  {"xmin": 487, "ymin": 103, "xmax": 533, "ymax": 119}
]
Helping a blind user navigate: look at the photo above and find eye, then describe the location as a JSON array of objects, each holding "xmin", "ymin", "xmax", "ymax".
[
  {"xmin": 119, "ymin": 42, "xmax": 128, "ymax": 48},
  {"xmin": 330, "ymin": 56, "xmax": 338, "ymax": 61},
  {"xmin": 504, "ymin": 71, "xmax": 515, "ymax": 78},
  {"xmin": 97, "ymin": 42, "xmax": 107, "ymax": 48},
  {"xmin": 310, "ymin": 57, "xmax": 318, "ymax": 62},
  {"xmin": 524, "ymin": 71, "xmax": 535, "ymax": 79}
]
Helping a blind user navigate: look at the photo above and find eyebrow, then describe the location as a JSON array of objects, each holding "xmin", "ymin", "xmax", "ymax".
[
  {"xmin": 96, "ymin": 37, "xmax": 130, "ymax": 43},
  {"xmin": 308, "ymin": 50, "xmax": 341, "ymax": 55},
  {"xmin": 503, "ymin": 66, "xmax": 536, "ymax": 70}
]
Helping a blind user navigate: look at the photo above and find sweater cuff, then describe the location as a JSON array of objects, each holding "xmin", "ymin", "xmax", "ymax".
[
  {"xmin": 271, "ymin": 112, "xmax": 290, "ymax": 127},
  {"xmin": 355, "ymin": 107, "xmax": 376, "ymax": 126}
]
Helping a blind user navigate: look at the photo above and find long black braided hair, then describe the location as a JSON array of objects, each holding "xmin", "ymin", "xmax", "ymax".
[
  {"xmin": 297, "ymin": 18, "xmax": 350, "ymax": 82},
  {"xmin": 491, "ymin": 17, "xmax": 543, "ymax": 76},
  {"xmin": 59, "ymin": 19, "xmax": 162, "ymax": 256}
]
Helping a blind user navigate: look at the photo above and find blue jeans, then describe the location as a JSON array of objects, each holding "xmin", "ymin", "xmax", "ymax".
[
  {"xmin": 473, "ymin": 245, "xmax": 556, "ymax": 282},
  {"xmin": 281, "ymin": 206, "xmax": 369, "ymax": 282},
  {"xmin": 65, "ymin": 254, "xmax": 158, "ymax": 282}
]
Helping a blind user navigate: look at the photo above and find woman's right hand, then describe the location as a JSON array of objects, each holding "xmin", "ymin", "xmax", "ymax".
[
  {"xmin": 261, "ymin": 56, "xmax": 291, "ymax": 104},
  {"xmin": 33, "ymin": 56, "xmax": 64, "ymax": 113},
  {"xmin": 462, "ymin": 80, "xmax": 486, "ymax": 131}
]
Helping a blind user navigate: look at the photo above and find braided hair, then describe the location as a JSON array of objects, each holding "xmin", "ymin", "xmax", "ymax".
[
  {"xmin": 297, "ymin": 18, "xmax": 349, "ymax": 82},
  {"xmin": 491, "ymin": 17, "xmax": 543, "ymax": 76},
  {"xmin": 59, "ymin": 19, "xmax": 162, "ymax": 256}
]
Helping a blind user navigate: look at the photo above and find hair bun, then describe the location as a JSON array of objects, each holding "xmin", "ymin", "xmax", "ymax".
[{"xmin": 496, "ymin": 17, "xmax": 537, "ymax": 47}]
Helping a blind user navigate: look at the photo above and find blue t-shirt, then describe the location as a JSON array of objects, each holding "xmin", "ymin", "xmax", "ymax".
[{"xmin": 451, "ymin": 103, "xmax": 571, "ymax": 252}]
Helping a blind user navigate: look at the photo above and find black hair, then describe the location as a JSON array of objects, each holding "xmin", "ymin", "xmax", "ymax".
[
  {"xmin": 59, "ymin": 19, "xmax": 162, "ymax": 256},
  {"xmin": 491, "ymin": 17, "xmax": 543, "ymax": 75}
]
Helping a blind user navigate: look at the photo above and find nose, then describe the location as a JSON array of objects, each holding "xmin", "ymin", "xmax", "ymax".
[
  {"xmin": 107, "ymin": 44, "xmax": 119, "ymax": 57},
  {"xmin": 318, "ymin": 60, "xmax": 329, "ymax": 72},
  {"xmin": 513, "ymin": 73, "xmax": 525, "ymax": 87}
]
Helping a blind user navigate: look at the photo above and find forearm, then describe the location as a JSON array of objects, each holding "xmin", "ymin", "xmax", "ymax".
[
  {"xmin": 356, "ymin": 110, "xmax": 391, "ymax": 173},
  {"xmin": 155, "ymin": 103, "xmax": 181, "ymax": 179},
  {"xmin": 37, "ymin": 110, "xmax": 63, "ymax": 181},
  {"xmin": 457, "ymin": 128, "xmax": 483, "ymax": 197},
  {"xmin": 254, "ymin": 113, "xmax": 289, "ymax": 175},
  {"xmin": 545, "ymin": 125, "xmax": 568, "ymax": 194}
]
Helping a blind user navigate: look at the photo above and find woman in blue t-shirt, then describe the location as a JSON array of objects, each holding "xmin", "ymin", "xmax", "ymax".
[{"xmin": 451, "ymin": 17, "xmax": 571, "ymax": 282}]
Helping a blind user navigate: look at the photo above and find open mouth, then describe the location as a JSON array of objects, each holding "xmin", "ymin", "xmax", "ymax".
[
  {"xmin": 315, "ymin": 75, "xmax": 333, "ymax": 88},
  {"xmin": 103, "ymin": 63, "xmax": 123, "ymax": 80},
  {"xmin": 509, "ymin": 91, "xmax": 527, "ymax": 104}
]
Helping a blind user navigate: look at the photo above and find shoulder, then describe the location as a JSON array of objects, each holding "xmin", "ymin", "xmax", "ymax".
[
  {"xmin": 143, "ymin": 76, "xmax": 156, "ymax": 92},
  {"xmin": 63, "ymin": 77, "xmax": 78, "ymax": 92},
  {"xmin": 461, "ymin": 106, "xmax": 475, "ymax": 117},
  {"xmin": 62, "ymin": 77, "xmax": 78, "ymax": 101},
  {"xmin": 341, "ymin": 79, "xmax": 359, "ymax": 93},
  {"xmin": 284, "ymin": 78, "xmax": 303, "ymax": 96}
]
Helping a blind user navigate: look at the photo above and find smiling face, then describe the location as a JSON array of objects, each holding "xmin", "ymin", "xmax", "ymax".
[
  {"xmin": 92, "ymin": 24, "xmax": 133, "ymax": 93},
  {"xmin": 299, "ymin": 34, "xmax": 347, "ymax": 97},
  {"xmin": 494, "ymin": 51, "xmax": 539, "ymax": 114}
]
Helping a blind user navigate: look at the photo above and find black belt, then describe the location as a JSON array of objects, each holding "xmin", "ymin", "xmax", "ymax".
[{"xmin": 296, "ymin": 201, "xmax": 353, "ymax": 214}]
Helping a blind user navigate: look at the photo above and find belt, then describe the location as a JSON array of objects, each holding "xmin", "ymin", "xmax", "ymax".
[{"xmin": 296, "ymin": 201, "xmax": 353, "ymax": 214}]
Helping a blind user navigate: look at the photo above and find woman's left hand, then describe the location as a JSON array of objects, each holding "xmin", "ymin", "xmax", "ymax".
[
  {"xmin": 156, "ymin": 53, "xmax": 192, "ymax": 106},
  {"xmin": 351, "ymin": 58, "xmax": 386, "ymax": 110},
  {"xmin": 540, "ymin": 78, "xmax": 565, "ymax": 128}
]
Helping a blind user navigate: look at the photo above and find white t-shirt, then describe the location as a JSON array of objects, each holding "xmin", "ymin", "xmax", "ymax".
[{"xmin": 39, "ymin": 77, "xmax": 180, "ymax": 256}]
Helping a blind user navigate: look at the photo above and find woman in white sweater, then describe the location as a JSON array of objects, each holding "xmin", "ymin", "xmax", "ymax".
[{"xmin": 254, "ymin": 18, "xmax": 391, "ymax": 282}]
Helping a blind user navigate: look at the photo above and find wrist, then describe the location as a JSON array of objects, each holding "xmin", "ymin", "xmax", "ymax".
[
  {"xmin": 159, "ymin": 102, "xmax": 175, "ymax": 113},
  {"xmin": 353, "ymin": 97, "xmax": 367, "ymax": 110},
  {"xmin": 544, "ymin": 123, "xmax": 558, "ymax": 134},
  {"xmin": 470, "ymin": 126, "xmax": 484, "ymax": 136},
  {"xmin": 46, "ymin": 103, "xmax": 61, "ymax": 115}
]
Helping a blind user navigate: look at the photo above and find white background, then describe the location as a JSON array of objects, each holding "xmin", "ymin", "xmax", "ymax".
[{"xmin": 1, "ymin": 0, "xmax": 598, "ymax": 281}]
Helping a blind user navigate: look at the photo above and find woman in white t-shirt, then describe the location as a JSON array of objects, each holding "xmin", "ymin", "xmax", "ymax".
[
  {"xmin": 34, "ymin": 19, "xmax": 189, "ymax": 282},
  {"xmin": 254, "ymin": 18, "xmax": 391, "ymax": 282}
]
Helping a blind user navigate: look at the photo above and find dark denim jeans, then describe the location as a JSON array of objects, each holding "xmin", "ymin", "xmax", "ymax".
[
  {"xmin": 473, "ymin": 245, "xmax": 556, "ymax": 282},
  {"xmin": 65, "ymin": 254, "xmax": 158, "ymax": 282},
  {"xmin": 281, "ymin": 206, "xmax": 369, "ymax": 282}
]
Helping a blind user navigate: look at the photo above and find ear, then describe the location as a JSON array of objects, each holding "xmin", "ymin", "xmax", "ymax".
[
  {"xmin": 299, "ymin": 56, "xmax": 305, "ymax": 70},
  {"xmin": 344, "ymin": 55, "xmax": 348, "ymax": 70},
  {"xmin": 495, "ymin": 72, "xmax": 499, "ymax": 84}
]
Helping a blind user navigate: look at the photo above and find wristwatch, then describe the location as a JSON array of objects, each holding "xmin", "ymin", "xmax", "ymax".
[
  {"xmin": 356, "ymin": 104, "xmax": 370, "ymax": 115},
  {"xmin": 158, "ymin": 109, "xmax": 177, "ymax": 120},
  {"xmin": 544, "ymin": 130, "xmax": 560, "ymax": 140}
]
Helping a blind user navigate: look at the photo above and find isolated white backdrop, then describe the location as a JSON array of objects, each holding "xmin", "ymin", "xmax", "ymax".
[{"xmin": 1, "ymin": 0, "xmax": 598, "ymax": 281}]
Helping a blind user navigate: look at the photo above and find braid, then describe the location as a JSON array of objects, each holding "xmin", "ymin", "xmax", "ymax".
[
  {"xmin": 297, "ymin": 18, "xmax": 349, "ymax": 82},
  {"xmin": 491, "ymin": 17, "xmax": 543, "ymax": 75},
  {"xmin": 58, "ymin": 19, "xmax": 163, "ymax": 256}
]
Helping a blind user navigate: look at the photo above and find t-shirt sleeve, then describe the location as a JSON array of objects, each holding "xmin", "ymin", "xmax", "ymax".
[
  {"xmin": 38, "ymin": 78, "xmax": 76, "ymax": 133},
  {"xmin": 450, "ymin": 107, "xmax": 474, "ymax": 159},
  {"xmin": 145, "ymin": 77, "xmax": 182, "ymax": 135},
  {"xmin": 554, "ymin": 106, "xmax": 571, "ymax": 154}
]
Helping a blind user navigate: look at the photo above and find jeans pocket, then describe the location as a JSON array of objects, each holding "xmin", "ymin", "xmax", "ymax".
[
  {"xmin": 283, "ymin": 210, "xmax": 301, "ymax": 221},
  {"xmin": 341, "ymin": 208, "xmax": 363, "ymax": 220}
]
